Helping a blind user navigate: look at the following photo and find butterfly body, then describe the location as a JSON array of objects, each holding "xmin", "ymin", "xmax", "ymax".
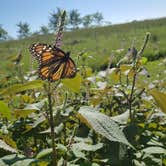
[{"xmin": 29, "ymin": 43, "xmax": 76, "ymax": 81}]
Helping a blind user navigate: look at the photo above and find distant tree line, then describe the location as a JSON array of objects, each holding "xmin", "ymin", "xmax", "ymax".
[
  {"xmin": 49, "ymin": 8, "xmax": 104, "ymax": 30},
  {"xmin": 0, "ymin": 8, "xmax": 108, "ymax": 40},
  {"xmin": 0, "ymin": 25, "xmax": 8, "ymax": 40}
]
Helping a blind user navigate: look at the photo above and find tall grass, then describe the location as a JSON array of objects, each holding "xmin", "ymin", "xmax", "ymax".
[{"xmin": 0, "ymin": 17, "xmax": 166, "ymax": 72}]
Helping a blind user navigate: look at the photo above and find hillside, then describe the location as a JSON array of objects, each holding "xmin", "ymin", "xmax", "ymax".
[
  {"xmin": 0, "ymin": 17, "xmax": 166, "ymax": 166},
  {"xmin": 0, "ymin": 17, "xmax": 166, "ymax": 74}
]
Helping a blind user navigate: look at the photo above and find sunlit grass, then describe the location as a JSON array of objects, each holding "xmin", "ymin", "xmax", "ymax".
[
  {"xmin": 0, "ymin": 17, "xmax": 166, "ymax": 78},
  {"xmin": 145, "ymin": 58, "xmax": 166, "ymax": 81}
]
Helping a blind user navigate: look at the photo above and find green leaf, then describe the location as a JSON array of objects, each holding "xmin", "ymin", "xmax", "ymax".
[
  {"xmin": 85, "ymin": 67, "xmax": 93, "ymax": 77},
  {"xmin": 111, "ymin": 110, "xmax": 130, "ymax": 124},
  {"xmin": 0, "ymin": 140, "xmax": 17, "ymax": 153},
  {"xmin": 14, "ymin": 109, "xmax": 36, "ymax": 118},
  {"xmin": 62, "ymin": 73, "xmax": 82, "ymax": 93},
  {"xmin": 24, "ymin": 99, "xmax": 47, "ymax": 111},
  {"xmin": 67, "ymin": 164, "xmax": 79, "ymax": 166},
  {"xmin": 1, "ymin": 135, "xmax": 17, "ymax": 149},
  {"xmin": 149, "ymin": 89, "xmax": 166, "ymax": 113},
  {"xmin": 32, "ymin": 114, "xmax": 46, "ymax": 128},
  {"xmin": 72, "ymin": 142, "xmax": 103, "ymax": 152},
  {"xmin": 120, "ymin": 64, "xmax": 132, "ymax": 72},
  {"xmin": 109, "ymin": 68, "xmax": 120, "ymax": 82},
  {"xmin": 133, "ymin": 159, "xmax": 146, "ymax": 166},
  {"xmin": 92, "ymin": 163, "xmax": 100, "ymax": 166},
  {"xmin": 56, "ymin": 144, "xmax": 67, "ymax": 154},
  {"xmin": 12, "ymin": 159, "xmax": 35, "ymax": 166},
  {"xmin": 0, "ymin": 101, "xmax": 11, "ymax": 119},
  {"xmin": 77, "ymin": 106, "xmax": 133, "ymax": 148},
  {"xmin": 142, "ymin": 146, "xmax": 166, "ymax": 154},
  {"xmin": 140, "ymin": 57, "xmax": 148, "ymax": 64},
  {"xmin": 72, "ymin": 148, "xmax": 87, "ymax": 160},
  {"xmin": 0, "ymin": 154, "xmax": 26, "ymax": 166},
  {"xmin": 36, "ymin": 148, "xmax": 52, "ymax": 159},
  {"xmin": 0, "ymin": 80, "xmax": 44, "ymax": 96},
  {"xmin": 40, "ymin": 123, "xmax": 64, "ymax": 134},
  {"xmin": 147, "ymin": 139, "xmax": 164, "ymax": 147}
]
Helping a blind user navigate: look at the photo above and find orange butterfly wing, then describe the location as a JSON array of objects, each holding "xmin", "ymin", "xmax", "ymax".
[
  {"xmin": 50, "ymin": 58, "xmax": 76, "ymax": 81},
  {"xmin": 29, "ymin": 43, "xmax": 48, "ymax": 60},
  {"xmin": 39, "ymin": 57, "xmax": 76, "ymax": 81},
  {"xmin": 29, "ymin": 43, "xmax": 76, "ymax": 81}
]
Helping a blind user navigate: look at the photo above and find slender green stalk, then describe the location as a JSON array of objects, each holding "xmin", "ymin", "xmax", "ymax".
[
  {"xmin": 128, "ymin": 33, "xmax": 150, "ymax": 122},
  {"xmin": 62, "ymin": 93, "xmax": 68, "ymax": 166},
  {"xmin": 137, "ymin": 32, "xmax": 150, "ymax": 57},
  {"xmin": 47, "ymin": 82, "xmax": 57, "ymax": 166},
  {"xmin": 14, "ymin": 51, "xmax": 24, "ymax": 83},
  {"xmin": 46, "ymin": 10, "xmax": 66, "ymax": 165},
  {"xmin": 132, "ymin": 88, "xmax": 145, "ymax": 102},
  {"xmin": 46, "ymin": 80, "xmax": 61, "ymax": 165},
  {"xmin": 17, "ymin": 64, "xmax": 24, "ymax": 84},
  {"xmin": 128, "ymin": 72, "xmax": 137, "ymax": 122}
]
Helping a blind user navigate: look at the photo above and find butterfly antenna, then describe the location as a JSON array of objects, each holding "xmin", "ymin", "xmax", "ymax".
[{"xmin": 54, "ymin": 10, "xmax": 66, "ymax": 48}]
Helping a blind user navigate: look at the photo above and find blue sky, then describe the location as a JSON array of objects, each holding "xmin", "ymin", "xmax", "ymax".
[{"xmin": 1, "ymin": 0, "xmax": 166, "ymax": 38}]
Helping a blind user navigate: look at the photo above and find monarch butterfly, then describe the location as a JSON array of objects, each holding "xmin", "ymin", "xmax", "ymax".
[{"xmin": 29, "ymin": 43, "xmax": 77, "ymax": 81}]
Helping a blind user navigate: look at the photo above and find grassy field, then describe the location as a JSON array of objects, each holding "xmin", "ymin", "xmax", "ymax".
[{"xmin": 0, "ymin": 17, "xmax": 166, "ymax": 80}]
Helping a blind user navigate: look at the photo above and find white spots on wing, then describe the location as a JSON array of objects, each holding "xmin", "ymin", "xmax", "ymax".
[{"xmin": 43, "ymin": 46, "xmax": 47, "ymax": 50}]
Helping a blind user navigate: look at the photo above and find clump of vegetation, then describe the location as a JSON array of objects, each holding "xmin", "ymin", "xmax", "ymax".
[{"xmin": 0, "ymin": 11, "xmax": 165, "ymax": 166}]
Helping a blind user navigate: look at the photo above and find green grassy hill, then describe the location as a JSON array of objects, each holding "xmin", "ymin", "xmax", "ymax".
[{"xmin": 0, "ymin": 17, "xmax": 166, "ymax": 77}]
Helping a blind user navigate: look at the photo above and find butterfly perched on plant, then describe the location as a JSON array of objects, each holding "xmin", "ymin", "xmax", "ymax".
[{"xmin": 29, "ymin": 43, "xmax": 77, "ymax": 81}]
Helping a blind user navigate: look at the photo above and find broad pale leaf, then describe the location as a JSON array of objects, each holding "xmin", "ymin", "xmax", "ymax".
[
  {"xmin": 0, "ymin": 140, "xmax": 17, "ymax": 153},
  {"xmin": 133, "ymin": 159, "xmax": 146, "ymax": 166},
  {"xmin": 84, "ymin": 67, "xmax": 93, "ymax": 77},
  {"xmin": 149, "ymin": 89, "xmax": 166, "ymax": 113},
  {"xmin": 109, "ymin": 68, "xmax": 120, "ymax": 82},
  {"xmin": 12, "ymin": 159, "xmax": 35, "ymax": 166},
  {"xmin": 111, "ymin": 110, "xmax": 130, "ymax": 124},
  {"xmin": 40, "ymin": 123, "xmax": 64, "ymax": 134},
  {"xmin": 71, "ymin": 148, "xmax": 87, "ymax": 160},
  {"xmin": 71, "ymin": 142, "xmax": 103, "ymax": 152},
  {"xmin": 0, "ymin": 101, "xmax": 11, "ymax": 119},
  {"xmin": 24, "ymin": 99, "xmax": 47, "ymax": 111},
  {"xmin": 77, "ymin": 106, "xmax": 132, "ymax": 147},
  {"xmin": 36, "ymin": 148, "xmax": 52, "ymax": 159},
  {"xmin": 14, "ymin": 109, "xmax": 36, "ymax": 118},
  {"xmin": 0, "ymin": 154, "xmax": 25, "ymax": 166},
  {"xmin": 0, "ymin": 80, "xmax": 43, "ymax": 96},
  {"xmin": 140, "ymin": 57, "xmax": 148, "ymax": 64},
  {"xmin": 56, "ymin": 144, "xmax": 67, "ymax": 154},
  {"xmin": 120, "ymin": 64, "xmax": 132, "ymax": 72},
  {"xmin": 142, "ymin": 146, "xmax": 166, "ymax": 154},
  {"xmin": 62, "ymin": 73, "xmax": 82, "ymax": 93},
  {"xmin": 32, "ymin": 114, "xmax": 46, "ymax": 128}
]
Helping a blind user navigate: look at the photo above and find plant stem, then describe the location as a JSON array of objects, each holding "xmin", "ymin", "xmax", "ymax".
[
  {"xmin": 138, "ymin": 32, "xmax": 150, "ymax": 56},
  {"xmin": 47, "ymin": 82, "xmax": 57, "ymax": 166},
  {"xmin": 129, "ymin": 72, "xmax": 137, "ymax": 122},
  {"xmin": 132, "ymin": 88, "xmax": 145, "ymax": 102},
  {"xmin": 47, "ymin": 10, "xmax": 66, "ymax": 165},
  {"xmin": 128, "ymin": 33, "xmax": 150, "ymax": 122},
  {"xmin": 55, "ymin": 10, "xmax": 66, "ymax": 48}
]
